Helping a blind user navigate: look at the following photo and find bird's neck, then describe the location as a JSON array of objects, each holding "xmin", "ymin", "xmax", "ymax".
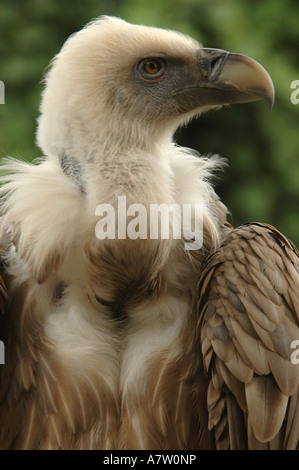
[{"xmin": 57, "ymin": 135, "xmax": 175, "ymax": 202}]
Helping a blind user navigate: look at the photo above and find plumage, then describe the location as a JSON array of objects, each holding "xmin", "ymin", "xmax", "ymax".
[
  {"xmin": 0, "ymin": 16, "xmax": 297, "ymax": 450},
  {"xmin": 198, "ymin": 223, "xmax": 299, "ymax": 449}
]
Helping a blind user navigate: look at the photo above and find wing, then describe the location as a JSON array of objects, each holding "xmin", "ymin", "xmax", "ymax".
[{"xmin": 197, "ymin": 222, "xmax": 299, "ymax": 450}]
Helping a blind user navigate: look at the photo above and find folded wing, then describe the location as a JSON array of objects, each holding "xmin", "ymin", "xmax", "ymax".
[{"xmin": 197, "ymin": 223, "xmax": 299, "ymax": 449}]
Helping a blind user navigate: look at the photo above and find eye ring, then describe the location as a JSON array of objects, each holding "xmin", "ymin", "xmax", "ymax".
[{"xmin": 137, "ymin": 58, "xmax": 168, "ymax": 81}]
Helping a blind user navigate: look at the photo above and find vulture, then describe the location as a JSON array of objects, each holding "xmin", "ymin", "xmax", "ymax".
[{"xmin": 0, "ymin": 16, "xmax": 298, "ymax": 451}]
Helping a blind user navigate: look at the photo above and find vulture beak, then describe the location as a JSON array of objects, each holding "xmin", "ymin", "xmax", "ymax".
[{"xmin": 178, "ymin": 48, "xmax": 275, "ymax": 110}]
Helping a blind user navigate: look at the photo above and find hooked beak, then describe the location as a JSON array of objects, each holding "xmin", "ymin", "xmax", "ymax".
[{"xmin": 176, "ymin": 48, "xmax": 275, "ymax": 110}]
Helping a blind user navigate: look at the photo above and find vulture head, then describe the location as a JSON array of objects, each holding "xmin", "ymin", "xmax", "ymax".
[{"xmin": 37, "ymin": 16, "xmax": 274, "ymax": 160}]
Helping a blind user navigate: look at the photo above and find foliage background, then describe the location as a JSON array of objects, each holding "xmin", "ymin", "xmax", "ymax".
[{"xmin": 0, "ymin": 0, "xmax": 298, "ymax": 244}]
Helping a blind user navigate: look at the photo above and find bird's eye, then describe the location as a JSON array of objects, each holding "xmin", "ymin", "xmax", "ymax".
[
  {"xmin": 143, "ymin": 60, "xmax": 162, "ymax": 75},
  {"xmin": 138, "ymin": 58, "xmax": 167, "ymax": 81}
]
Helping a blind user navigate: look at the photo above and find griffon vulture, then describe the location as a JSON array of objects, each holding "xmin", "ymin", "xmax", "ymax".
[{"xmin": 0, "ymin": 16, "xmax": 298, "ymax": 450}]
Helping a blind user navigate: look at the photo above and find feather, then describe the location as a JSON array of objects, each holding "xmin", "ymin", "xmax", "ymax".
[
  {"xmin": 230, "ymin": 317, "xmax": 270, "ymax": 375},
  {"xmin": 226, "ymin": 394, "xmax": 247, "ymax": 449},
  {"xmin": 245, "ymin": 375, "xmax": 288, "ymax": 442},
  {"xmin": 265, "ymin": 350, "xmax": 299, "ymax": 396}
]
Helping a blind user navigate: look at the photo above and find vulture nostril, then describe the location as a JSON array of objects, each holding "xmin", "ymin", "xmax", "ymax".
[
  {"xmin": 210, "ymin": 57, "xmax": 220, "ymax": 70},
  {"xmin": 208, "ymin": 54, "xmax": 226, "ymax": 79},
  {"xmin": 199, "ymin": 54, "xmax": 224, "ymax": 78}
]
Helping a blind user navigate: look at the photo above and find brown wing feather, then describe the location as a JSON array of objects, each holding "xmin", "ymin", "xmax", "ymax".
[{"xmin": 197, "ymin": 222, "xmax": 299, "ymax": 449}]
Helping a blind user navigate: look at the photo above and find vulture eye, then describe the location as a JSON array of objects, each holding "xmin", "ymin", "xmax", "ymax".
[{"xmin": 138, "ymin": 58, "xmax": 168, "ymax": 81}]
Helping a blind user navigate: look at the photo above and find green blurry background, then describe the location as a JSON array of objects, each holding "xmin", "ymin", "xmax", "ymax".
[{"xmin": 1, "ymin": 0, "xmax": 298, "ymax": 244}]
